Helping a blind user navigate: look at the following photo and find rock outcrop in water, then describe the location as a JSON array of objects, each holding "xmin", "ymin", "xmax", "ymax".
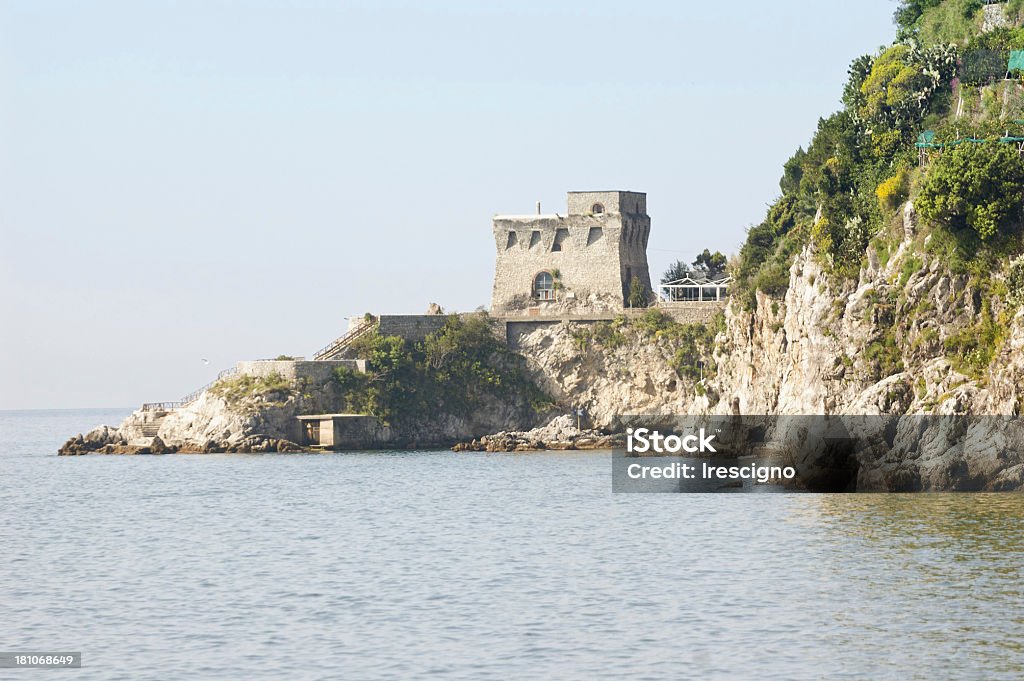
[
  {"xmin": 59, "ymin": 366, "xmax": 540, "ymax": 455},
  {"xmin": 452, "ymin": 414, "xmax": 622, "ymax": 452}
]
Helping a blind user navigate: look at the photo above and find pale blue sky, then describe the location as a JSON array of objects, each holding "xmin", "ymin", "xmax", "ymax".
[{"xmin": 0, "ymin": 0, "xmax": 896, "ymax": 409}]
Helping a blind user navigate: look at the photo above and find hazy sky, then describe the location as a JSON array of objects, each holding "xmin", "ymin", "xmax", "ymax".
[{"xmin": 0, "ymin": 0, "xmax": 897, "ymax": 409}]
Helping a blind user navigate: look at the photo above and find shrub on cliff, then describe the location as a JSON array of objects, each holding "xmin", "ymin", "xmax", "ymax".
[
  {"xmin": 876, "ymin": 168, "xmax": 911, "ymax": 212},
  {"xmin": 916, "ymin": 141, "xmax": 1024, "ymax": 240},
  {"xmin": 1009, "ymin": 260, "xmax": 1024, "ymax": 307},
  {"xmin": 669, "ymin": 322, "xmax": 719, "ymax": 383},
  {"xmin": 210, "ymin": 373, "xmax": 294, "ymax": 406}
]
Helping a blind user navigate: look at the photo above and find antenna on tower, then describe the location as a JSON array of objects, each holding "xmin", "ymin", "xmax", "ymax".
[{"xmin": 536, "ymin": 201, "xmax": 541, "ymax": 215}]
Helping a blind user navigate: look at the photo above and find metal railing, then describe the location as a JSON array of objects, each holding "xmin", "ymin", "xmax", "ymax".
[
  {"xmin": 141, "ymin": 401, "xmax": 183, "ymax": 412},
  {"xmin": 141, "ymin": 366, "xmax": 238, "ymax": 412},
  {"xmin": 312, "ymin": 319, "xmax": 378, "ymax": 361}
]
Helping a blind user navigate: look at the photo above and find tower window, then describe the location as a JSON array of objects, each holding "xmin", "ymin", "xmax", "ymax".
[
  {"xmin": 529, "ymin": 230, "xmax": 542, "ymax": 249},
  {"xmin": 586, "ymin": 226, "xmax": 603, "ymax": 246},
  {"xmin": 552, "ymin": 228, "xmax": 569, "ymax": 252},
  {"xmin": 506, "ymin": 231, "xmax": 518, "ymax": 249},
  {"xmin": 591, "ymin": 203, "xmax": 604, "ymax": 214},
  {"xmin": 534, "ymin": 271, "xmax": 555, "ymax": 300}
]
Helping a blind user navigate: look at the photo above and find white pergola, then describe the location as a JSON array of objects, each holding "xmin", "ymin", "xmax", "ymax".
[{"xmin": 660, "ymin": 275, "xmax": 732, "ymax": 303}]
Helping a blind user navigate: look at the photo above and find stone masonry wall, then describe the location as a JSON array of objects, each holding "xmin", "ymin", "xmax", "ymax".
[
  {"xmin": 376, "ymin": 315, "xmax": 448, "ymax": 341},
  {"xmin": 658, "ymin": 302, "xmax": 726, "ymax": 325},
  {"xmin": 491, "ymin": 191, "xmax": 652, "ymax": 315},
  {"xmin": 236, "ymin": 359, "xmax": 365, "ymax": 383}
]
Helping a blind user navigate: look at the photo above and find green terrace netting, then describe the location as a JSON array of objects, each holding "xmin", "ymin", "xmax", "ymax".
[
  {"xmin": 917, "ymin": 122, "xmax": 1024, "ymax": 149},
  {"xmin": 1010, "ymin": 51, "xmax": 1024, "ymax": 74}
]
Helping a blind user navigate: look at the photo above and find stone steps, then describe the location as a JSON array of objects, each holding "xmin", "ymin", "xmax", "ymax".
[{"xmin": 141, "ymin": 418, "xmax": 165, "ymax": 438}]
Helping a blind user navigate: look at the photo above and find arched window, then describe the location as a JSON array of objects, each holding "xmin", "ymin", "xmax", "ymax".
[
  {"xmin": 534, "ymin": 271, "xmax": 555, "ymax": 300},
  {"xmin": 591, "ymin": 203, "xmax": 604, "ymax": 214}
]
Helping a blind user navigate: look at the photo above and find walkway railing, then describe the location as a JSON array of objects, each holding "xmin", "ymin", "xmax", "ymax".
[
  {"xmin": 312, "ymin": 318, "xmax": 378, "ymax": 361},
  {"xmin": 141, "ymin": 401, "xmax": 183, "ymax": 412},
  {"xmin": 141, "ymin": 366, "xmax": 238, "ymax": 412}
]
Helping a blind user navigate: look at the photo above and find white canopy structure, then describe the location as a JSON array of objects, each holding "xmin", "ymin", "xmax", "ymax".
[{"xmin": 660, "ymin": 275, "xmax": 732, "ymax": 303}]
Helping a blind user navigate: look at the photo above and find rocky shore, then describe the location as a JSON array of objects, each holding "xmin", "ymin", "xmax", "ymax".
[
  {"xmin": 452, "ymin": 415, "xmax": 623, "ymax": 452},
  {"xmin": 58, "ymin": 427, "xmax": 305, "ymax": 456}
]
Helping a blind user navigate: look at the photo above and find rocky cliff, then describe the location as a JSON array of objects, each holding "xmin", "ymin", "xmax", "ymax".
[{"xmin": 504, "ymin": 203, "xmax": 1024, "ymax": 490}]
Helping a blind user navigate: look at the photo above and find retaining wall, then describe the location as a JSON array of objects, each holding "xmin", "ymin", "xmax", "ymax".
[{"xmin": 236, "ymin": 359, "xmax": 366, "ymax": 384}]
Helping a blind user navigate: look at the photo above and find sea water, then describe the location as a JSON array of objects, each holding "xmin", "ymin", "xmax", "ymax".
[{"xmin": 1, "ymin": 409, "xmax": 1022, "ymax": 680}]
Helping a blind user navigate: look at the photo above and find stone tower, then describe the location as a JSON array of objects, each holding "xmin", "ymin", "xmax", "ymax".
[{"xmin": 490, "ymin": 191, "xmax": 652, "ymax": 315}]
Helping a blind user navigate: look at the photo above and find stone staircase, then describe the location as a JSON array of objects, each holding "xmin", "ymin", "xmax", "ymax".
[{"xmin": 140, "ymin": 418, "xmax": 165, "ymax": 437}]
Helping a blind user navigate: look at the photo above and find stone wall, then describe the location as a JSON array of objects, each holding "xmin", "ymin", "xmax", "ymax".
[
  {"xmin": 501, "ymin": 303, "xmax": 725, "ymax": 348},
  {"xmin": 377, "ymin": 315, "xmax": 448, "ymax": 341},
  {"xmin": 567, "ymin": 191, "xmax": 646, "ymax": 216},
  {"xmin": 298, "ymin": 414, "xmax": 394, "ymax": 450},
  {"xmin": 491, "ymin": 191, "xmax": 652, "ymax": 315},
  {"xmin": 983, "ymin": 3, "xmax": 1009, "ymax": 32},
  {"xmin": 236, "ymin": 359, "xmax": 366, "ymax": 383},
  {"xmin": 658, "ymin": 302, "xmax": 726, "ymax": 325}
]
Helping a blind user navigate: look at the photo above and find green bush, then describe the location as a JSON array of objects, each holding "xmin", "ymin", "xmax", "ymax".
[
  {"xmin": 627, "ymin": 277, "xmax": 649, "ymax": 308},
  {"xmin": 859, "ymin": 43, "xmax": 957, "ymax": 131},
  {"xmin": 569, "ymin": 326, "xmax": 592, "ymax": 352},
  {"xmin": 916, "ymin": 141, "xmax": 1024, "ymax": 240},
  {"xmin": 335, "ymin": 313, "xmax": 549, "ymax": 423},
  {"xmin": 211, "ymin": 373, "xmax": 293, "ymax": 405},
  {"xmin": 865, "ymin": 333, "xmax": 905, "ymax": 379},
  {"xmin": 631, "ymin": 309, "xmax": 675, "ymax": 337},
  {"xmin": 899, "ymin": 254, "xmax": 924, "ymax": 286},
  {"xmin": 592, "ymin": 319, "xmax": 627, "ymax": 349},
  {"xmin": 944, "ymin": 318, "xmax": 998, "ymax": 378},
  {"xmin": 668, "ymin": 323, "xmax": 719, "ymax": 382},
  {"xmin": 1008, "ymin": 260, "xmax": 1024, "ymax": 307}
]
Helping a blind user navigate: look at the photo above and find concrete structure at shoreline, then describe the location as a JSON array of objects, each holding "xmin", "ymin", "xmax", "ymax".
[{"xmin": 490, "ymin": 191, "xmax": 653, "ymax": 315}]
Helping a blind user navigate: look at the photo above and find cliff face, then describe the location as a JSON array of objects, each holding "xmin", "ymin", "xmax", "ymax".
[
  {"xmin": 511, "ymin": 324, "xmax": 702, "ymax": 429},
  {"xmin": 508, "ymin": 203, "xmax": 1024, "ymax": 490},
  {"xmin": 712, "ymin": 204, "xmax": 1024, "ymax": 419}
]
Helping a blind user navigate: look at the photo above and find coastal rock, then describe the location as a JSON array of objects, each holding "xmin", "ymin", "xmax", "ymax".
[{"xmin": 453, "ymin": 414, "xmax": 622, "ymax": 452}]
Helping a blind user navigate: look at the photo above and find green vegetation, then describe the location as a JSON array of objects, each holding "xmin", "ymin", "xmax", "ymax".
[
  {"xmin": 735, "ymin": 195, "xmax": 802, "ymax": 308},
  {"xmin": 899, "ymin": 254, "xmax": 924, "ymax": 286},
  {"xmin": 333, "ymin": 313, "xmax": 548, "ymax": 424},
  {"xmin": 916, "ymin": 140, "xmax": 1024, "ymax": 239},
  {"xmin": 858, "ymin": 43, "xmax": 957, "ymax": 129},
  {"xmin": 865, "ymin": 331, "xmax": 905, "ymax": 379},
  {"xmin": 662, "ymin": 250, "xmax": 728, "ymax": 284},
  {"xmin": 592, "ymin": 317, "xmax": 628, "ymax": 349},
  {"xmin": 627, "ymin": 277, "xmax": 649, "ymax": 308},
  {"xmin": 584, "ymin": 310, "xmax": 725, "ymax": 386},
  {"xmin": 943, "ymin": 301, "xmax": 1004, "ymax": 377},
  {"xmin": 725, "ymin": 0, "xmax": 1024, "ymax": 384},
  {"xmin": 876, "ymin": 168, "xmax": 910, "ymax": 211},
  {"xmin": 211, "ymin": 373, "xmax": 294, "ymax": 405},
  {"xmin": 1008, "ymin": 259, "xmax": 1024, "ymax": 306}
]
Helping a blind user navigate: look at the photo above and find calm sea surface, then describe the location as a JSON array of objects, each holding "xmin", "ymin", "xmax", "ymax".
[{"xmin": 1, "ymin": 409, "xmax": 1023, "ymax": 680}]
